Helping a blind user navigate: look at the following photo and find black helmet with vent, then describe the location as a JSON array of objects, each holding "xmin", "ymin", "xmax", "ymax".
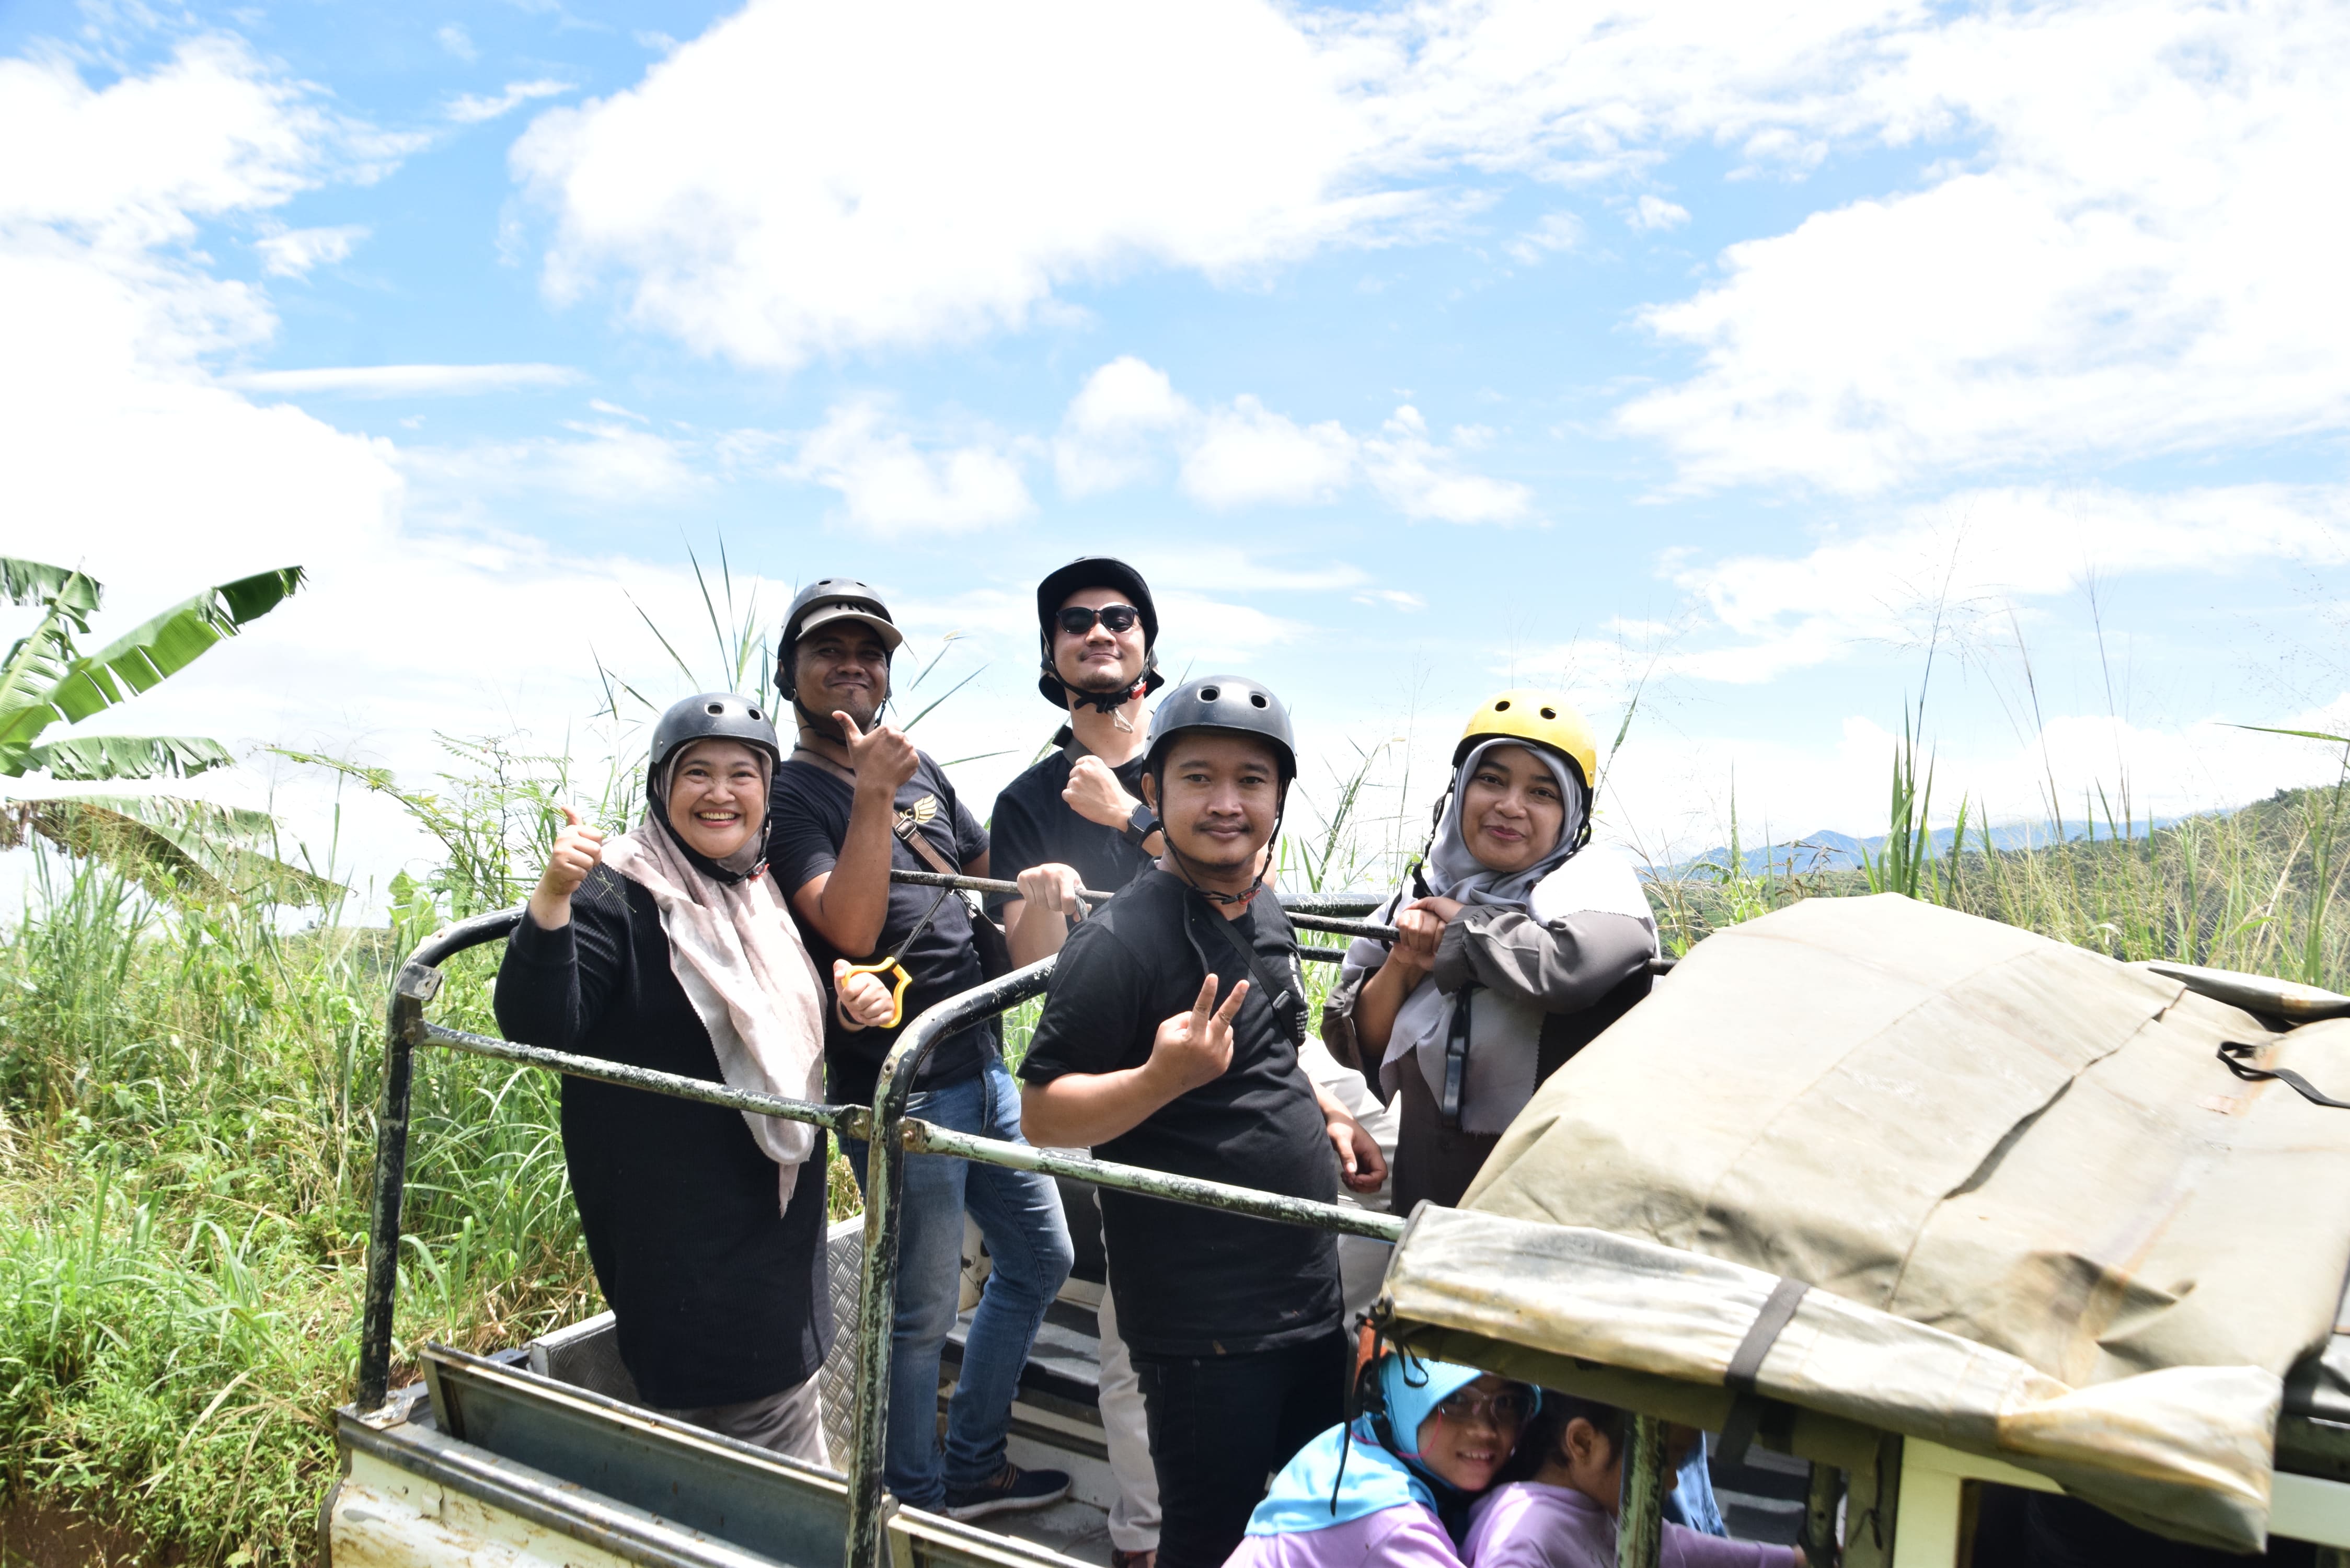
[
  {"xmin": 650, "ymin": 692, "xmax": 781, "ymax": 771},
  {"xmin": 1145, "ymin": 675, "xmax": 1296, "ymax": 782}
]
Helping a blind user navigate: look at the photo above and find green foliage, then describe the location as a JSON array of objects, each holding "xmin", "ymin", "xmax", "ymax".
[
  {"xmin": 0, "ymin": 854, "xmax": 602, "ymax": 1565},
  {"xmin": 0, "ymin": 558, "xmax": 323, "ymax": 906}
]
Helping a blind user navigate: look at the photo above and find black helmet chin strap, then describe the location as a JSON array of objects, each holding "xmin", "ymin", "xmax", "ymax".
[
  {"xmin": 1052, "ymin": 668, "xmax": 1153, "ymax": 719},
  {"xmin": 1160, "ymin": 788, "xmax": 1286, "ymax": 909}
]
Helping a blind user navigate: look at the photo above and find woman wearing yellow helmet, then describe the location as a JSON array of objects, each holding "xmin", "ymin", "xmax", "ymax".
[{"xmin": 1320, "ymin": 691, "xmax": 1657, "ymax": 1211}]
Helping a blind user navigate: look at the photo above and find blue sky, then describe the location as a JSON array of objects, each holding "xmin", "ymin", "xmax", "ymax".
[{"xmin": 5, "ymin": 0, "xmax": 2348, "ymax": 893}]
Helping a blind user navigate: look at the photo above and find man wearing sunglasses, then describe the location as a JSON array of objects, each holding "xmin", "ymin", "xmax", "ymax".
[
  {"xmin": 987, "ymin": 556, "xmax": 1171, "ymax": 1568},
  {"xmin": 990, "ymin": 556, "xmax": 1170, "ymax": 969}
]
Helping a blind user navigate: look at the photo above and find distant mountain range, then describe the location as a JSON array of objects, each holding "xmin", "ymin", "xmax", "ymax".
[{"xmin": 1656, "ymin": 817, "xmax": 2181, "ymax": 878}]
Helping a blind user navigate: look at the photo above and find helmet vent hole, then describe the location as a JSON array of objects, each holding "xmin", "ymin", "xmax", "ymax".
[
  {"xmin": 1495, "ymin": 699, "xmax": 1512, "ymax": 711},
  {"xmin": 747, "ymin": 707, "xmax": 763, "ymax": 721},
  {"xmin": 706, "ymin": 702, "xmax": 725, "ymax": 715},
  {"xmin": 1249, "ymin": 693, "xmax": 1268, "ymax": 708},
  {"xmin": 1540, "ymin": 707, "xmax": 1557, "ymax": 719},
  {"xmin": 1201, "ymin": 685, "xmax": 1221, "ymax": 702}
]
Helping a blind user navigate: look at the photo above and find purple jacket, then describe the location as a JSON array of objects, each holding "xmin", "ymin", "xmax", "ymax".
[
  {"xmin": 1225, "ymin": 1502, "xmax": 1465, "ymax": 1568},
  {"xmin": 1465, "ymin": 1483, "xmax": 1795, "ymax": 1568}
]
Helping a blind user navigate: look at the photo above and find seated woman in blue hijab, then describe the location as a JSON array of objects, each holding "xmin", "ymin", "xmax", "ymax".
[{"xmin": 1223, "ymin": 1351, "xmax": 1537, "ymax": 1568}]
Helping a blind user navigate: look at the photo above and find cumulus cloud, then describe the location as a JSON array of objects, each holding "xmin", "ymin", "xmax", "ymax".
[
  {"xmin": 1617, "ymin": 0, "xmax": 2350, "ymax": 493},
  {"xmin": 436, "ymin": 24, "xmax": 477, "ymax": 62},
  {"xmin": 0, "ymin": 38, "xmax": 782, "ymax": 896},
  {"xmin": 512, "ymin": 0, "xmax": 1404, "ymax": 370},
  {"xmin": 1579, "ymin": 483, "xmax": 2350, "ymax": 689},
  {"xmin": 1055, "ymin": 356, "xmax": 1531, "ymax": 522},
  {"xmin": 500, "ymin": 0, "xmax": 2350, "ymax": 508},
  {"xmin": 777, "ymin": 400, "xmax": 1034, "ymax": 535}
]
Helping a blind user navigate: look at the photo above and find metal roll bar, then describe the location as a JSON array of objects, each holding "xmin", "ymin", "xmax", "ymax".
[{"xmin": 353, "ymin": 892, "xmax": 1690, "ymax": 1568}]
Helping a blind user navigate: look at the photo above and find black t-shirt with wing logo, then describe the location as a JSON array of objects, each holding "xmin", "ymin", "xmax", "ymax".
[{"xmin": 768, "ymin": 753, "xmax": 990, "ymax": 1106}]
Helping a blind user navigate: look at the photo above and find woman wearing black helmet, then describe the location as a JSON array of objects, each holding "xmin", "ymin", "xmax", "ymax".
[{"xmin": 496, "ymin": 693, "xmax": 834, "ymax": 1461}]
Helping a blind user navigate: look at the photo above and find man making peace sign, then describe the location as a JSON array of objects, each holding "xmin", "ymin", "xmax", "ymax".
[{"xmin": 1019, "ymin": 676, "xmax": 1385, "ymax": 1568}]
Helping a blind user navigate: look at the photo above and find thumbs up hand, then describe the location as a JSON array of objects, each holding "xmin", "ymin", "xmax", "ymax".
[{"xmin": 529, "ymin": 806, "xmax": 607, "ymax": 930}]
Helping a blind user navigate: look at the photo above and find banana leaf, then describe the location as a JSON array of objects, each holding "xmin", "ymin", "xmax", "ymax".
[
  {"xmin": 0, "ymin": 792, "xmax": 342, "ymax": 907},
  {"xmin": 0, "ymin": 566, "xmax": 304, "ymax": 757},
  {"xmin": 25, "ymin": 733, "xmax": 236, "ymax": 781}
]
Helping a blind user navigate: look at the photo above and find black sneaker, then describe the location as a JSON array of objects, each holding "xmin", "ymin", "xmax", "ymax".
[{"xmin": 940, "ymin": 1462, "xmax": 1071, "ymax": 1520}]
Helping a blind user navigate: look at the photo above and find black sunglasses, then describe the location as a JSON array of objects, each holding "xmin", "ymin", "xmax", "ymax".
[{"xmin": 1056, "ymin": 604, "xmax": 1143, "ymax": 636}]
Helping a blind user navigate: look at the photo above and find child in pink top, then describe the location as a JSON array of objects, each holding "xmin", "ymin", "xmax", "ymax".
[
  {"xmin": 1464, "ymin": 1397, "xmax": 1799, "ymax": 1568},
  {"xmin": 1224, "ymin": 1352, "xmax": 1539, "ymax": 1568}
]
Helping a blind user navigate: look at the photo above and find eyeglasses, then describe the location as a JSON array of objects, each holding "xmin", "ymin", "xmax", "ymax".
[
  {"xmin": 1432, "ymin": 1387, "xmax": 1535, "ymax": 1427},
  {"xmin": 1056, "ymin": 604, "xmax": 1143, "ymax": 636}
]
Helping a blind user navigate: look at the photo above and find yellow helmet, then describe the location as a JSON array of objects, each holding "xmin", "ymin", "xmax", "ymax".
[{"xmin": 1455, "ymin": 689, "xmax": 1598, "ymax": 790}]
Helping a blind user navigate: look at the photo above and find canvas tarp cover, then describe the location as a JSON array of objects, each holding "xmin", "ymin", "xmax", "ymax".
[{"xmin": 1381, "ymin": 894, "xmax": 2350, "ymax": 1552}]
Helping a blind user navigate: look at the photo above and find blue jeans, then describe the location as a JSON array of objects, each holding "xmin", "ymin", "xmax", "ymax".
[{"xmin": 845, "ymin": 1051, "xmax": 1073, "ymax": 1507}]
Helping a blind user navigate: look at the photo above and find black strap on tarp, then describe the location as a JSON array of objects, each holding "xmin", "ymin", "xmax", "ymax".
[
  {"xmin": 1717, "ymin": 1276, "xmax": 1810, "ymax": 1467},
  {"xmin": 2220, "ymin": 1041, "xmax": 2350, "ymax": 1109}
]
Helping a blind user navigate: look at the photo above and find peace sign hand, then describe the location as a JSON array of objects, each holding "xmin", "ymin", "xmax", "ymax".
[{"xmin": 1146, "ymin": 973, "xmax": 1248, "ymax": 1097}]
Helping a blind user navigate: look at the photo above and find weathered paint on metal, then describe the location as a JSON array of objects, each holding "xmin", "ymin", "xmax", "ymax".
[
  {"xmin": 1616, "ymin": 1413, "xmax": 1669, "ymax": 1568},
  {"xmin": 846, "ymin": 958, "xmax": 1062, "ymax": 1568},
  {"xmin": 423, "ymin": 1022, "xmax": 866, "ymax": 1138},
  {"xmin": 1804, "ymin": 1462, "xmax": 1844, "ymax": 1566},
  {"xmin": 898, "ymin": 1120, "xmax": 1407, "ymax": 1243},
  {"xmin": 355, "ymin": 962, "xmax": 434, "ymax": 1413}
]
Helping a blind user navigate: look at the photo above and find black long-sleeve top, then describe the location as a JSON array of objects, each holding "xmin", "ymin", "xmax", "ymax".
[{"xmin": 493, "ymin": 864, "xmax": 832, "ymax": 1410}]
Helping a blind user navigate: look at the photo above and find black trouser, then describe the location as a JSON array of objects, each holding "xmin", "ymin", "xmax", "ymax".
[{"xmin": 1132, "ymin": 1327, "xmax": 1351, "ymax": 1568}]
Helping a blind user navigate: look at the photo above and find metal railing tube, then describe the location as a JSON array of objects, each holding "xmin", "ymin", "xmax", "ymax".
[
  {"xmin": 419, "ymin": 1023, "xmax": 868, "ymax": 1139},
  {"xmin": 1617, "ymin": 1412, "xmax": 1671, "ymax": 1568},
  {"xmin": 356, "ymin": 961, "xmax": 436, "ymax": 1412},
  {"xmin": 898, "ymin": 1119, "xmax": 1406, "ymax": 1243},
  {"xmin": 844, "ymin": 958, "xmax": 1059, "ymax": 1568}
]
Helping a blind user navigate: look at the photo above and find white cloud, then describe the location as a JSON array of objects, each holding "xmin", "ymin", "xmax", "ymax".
[
  {"xmin": 1055, "ymin": 355, "xmax": 1190, "ymax": 498},
  {"xmin": 1627, "ymin": 194, "xmax": 1688, "ymax": 231},
  {"xmin": 254, "ymin": 222, "xmax": 367, "ymax": 278},
  {"xmin": 1355, "ymin": 589, "xmax": 1425, "ymax": 610},
  {"xmin": 510, "ymin": 0, "xmax": 1411, "ymax": 370},
  {"xmin": 778, "ymin": 400, "xmax": 1034, "ymax": 535},
  {"xmin": 436, "ymin": 24, "xmax": 477, "ymax": 62},
  {"xmin": 1505, "ymin": 212, "xmax": 1581, "ymax": 264},
  {"xmin": 1361, "ymin": 406, "xmax": 1534, "ymax": 524},
  {"xmin": 1183, "ymin": 397, "xmax": 1357, "ymax": 509},
  {"xmin": 226, "ymin": 363, "xmax": 587, "ymax": 395},
  {"xmin": 0, "ymin": 39, "xmax": 802, "ymax": 902},
  {"xmin": 1578, "ymin": 483, "xmax": 2350, "ymax": 689},
  {"xmin": 402, "ymin": 419, "xmax": 705, "ymax": 505},
  {"xmin": 1055, "ymin": 357, "xmax": 1528, "ymax": 520},
  {"xmin": 447, "ymin": 79, "xmax": 573, "ymax": 125},
  {"xmin": 1616, "ymin": 0, "xmax": 2350, "ymax": 493},
  {"xmin": 0, "ymin": 36, "xmax": 335, "ymax": 249}
]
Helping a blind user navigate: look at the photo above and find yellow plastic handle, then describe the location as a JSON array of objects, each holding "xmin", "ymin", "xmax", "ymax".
[{"xmin": 839, "ymin": 958, "xmax": 914, "ymax": 1031}]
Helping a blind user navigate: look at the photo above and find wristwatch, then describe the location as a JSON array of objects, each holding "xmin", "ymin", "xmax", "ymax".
[{"xmin": 1122, "ymin": 803, "xmax": 1159, "ymax": 850}]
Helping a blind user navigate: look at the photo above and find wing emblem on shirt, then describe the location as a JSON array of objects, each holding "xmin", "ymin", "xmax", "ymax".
[{"xmin": 895, "ymin": 795, "xmax": 941, "ymax": 833}]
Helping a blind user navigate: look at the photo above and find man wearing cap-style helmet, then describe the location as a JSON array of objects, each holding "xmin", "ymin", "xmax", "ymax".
[
  {"xmin": 1017, "ymin": 676, "xmax": 1387, "ymax": 1568},
  {"xmin": 765, "ymin": 579, "xmax": 1075, "ymax": 1523},
  {"xmin": 990, "ymin": 556, "xmax": 1169, "ymax": 969}
]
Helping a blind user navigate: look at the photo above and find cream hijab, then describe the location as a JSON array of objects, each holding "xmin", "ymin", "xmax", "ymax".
[{"xmin": 602, "ymin": 737, "xmax": 829, "ymax": 1209}]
